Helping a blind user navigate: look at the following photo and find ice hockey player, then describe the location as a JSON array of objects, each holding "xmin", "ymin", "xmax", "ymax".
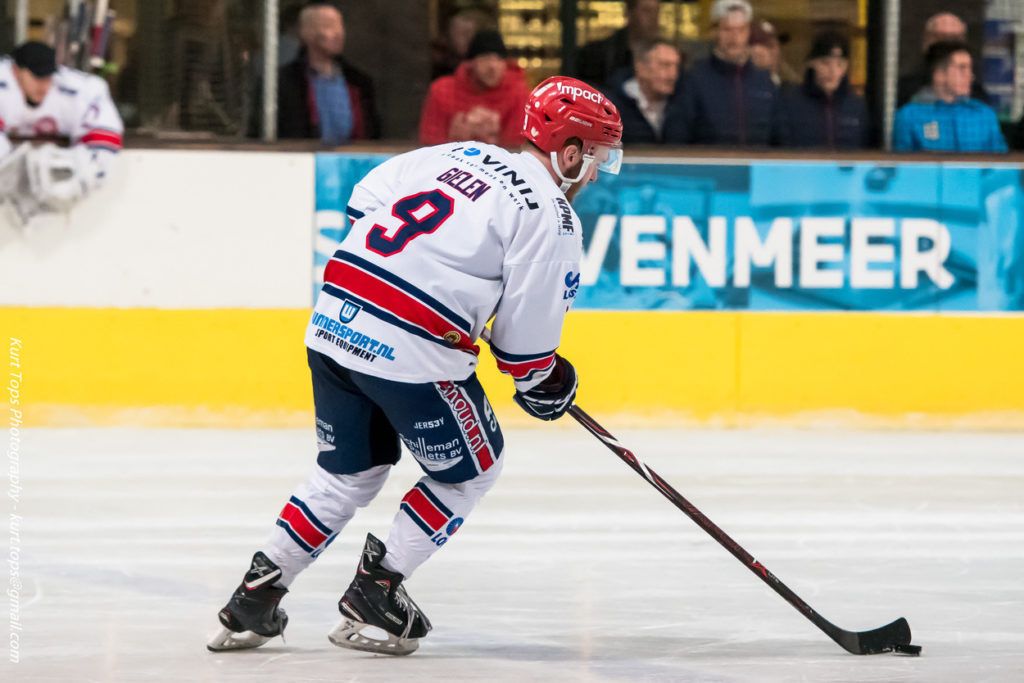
[
  {"xmin": 0, "ymin": 41, "xmax": 123, "ymax": 224},
  {"xmin": 208, "ymin": 76, "xmax": 624, "ymax": 656}
]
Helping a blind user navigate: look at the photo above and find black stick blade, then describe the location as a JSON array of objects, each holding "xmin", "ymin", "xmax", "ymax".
[{"xmin": 835, "ymin": 617, "xmax": 918, "ymax": 655}]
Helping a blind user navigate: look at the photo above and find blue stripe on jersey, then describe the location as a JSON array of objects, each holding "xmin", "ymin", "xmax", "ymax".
[
  {"xmin": 515, "ymin": 364, "xmax": 556, "ymax": 383},
  {"xmin": 311, "ymin": 531, "xmax": 338, "ymax": 558},
  {"xmin": 415, "ymin": 482, "xmax": 453, "ymax": 517},
  {"xmin": 346, "ymin": 205, "xmax": 365, "ymax": 219},
  {"xmin": 400, "ymin": 503, "xmax": 436, "ymax": 536},
  {"xmin": 275, "ymin": 519, "xmax": 315, "ymax": 553},
  {"xmin": 321, "ymin": 283, "xmax": 460, "ymax": 350},
  {"xmin": 288, "ymin": 496, "xmax": 333, "ymax": 535},
  {"xmin": 490, "ymin": 344, "xmax": 557, "ymax": 363},
  {"xmin": 333, "ymin": 250, "xmax": 472, "ymax": 334}
]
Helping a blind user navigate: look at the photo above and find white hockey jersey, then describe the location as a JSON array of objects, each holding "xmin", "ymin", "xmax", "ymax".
[
  {"xmin": 0, "ymin": 57, "xmax": 123, "ymax": 158},
  {"xmin": 305, "ymin": 141, "xmax": 584, "ymax": 392}
]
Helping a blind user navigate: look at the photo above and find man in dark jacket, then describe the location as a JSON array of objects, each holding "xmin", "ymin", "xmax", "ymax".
[
  {"xmin": 574, "ymin": 0, "xmax": 661, "ymax": 88},
  {"xmin": 251, "ymin": 2, "xmax": 380, "ymax": 143},
  {"xmin": 669, "ymin": 0, "xmax": 781, "ymax": 146},
  {"xmin": 780, "ymin": 32, "xmax": 870, "ymax": 149},
  {"xmin": 606, "ymin": 39, "xmax": 684, "ymax": 144}
]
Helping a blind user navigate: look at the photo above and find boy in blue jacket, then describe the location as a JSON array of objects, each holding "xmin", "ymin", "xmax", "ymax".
[{"xmin": 893, "ymin": 41, "xmax": 1006, "ymax": 153}]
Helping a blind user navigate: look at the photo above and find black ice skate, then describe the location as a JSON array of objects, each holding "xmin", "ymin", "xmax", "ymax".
[
  {"xmin": 207, "ymin": 551, "xmax": 289, "ymax": 652},
  {"xmin": 328, "ymin": 533, "xmax": 432, "ymax": 656}
]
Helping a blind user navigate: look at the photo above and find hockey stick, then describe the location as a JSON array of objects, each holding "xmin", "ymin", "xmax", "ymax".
[
  {"xmin": 563, "ymin": 404, "xmax": 921, "ymax": 656},
  {"xmin": 479, "ymin": 329, "xmax": 920, "ymax": 655}
]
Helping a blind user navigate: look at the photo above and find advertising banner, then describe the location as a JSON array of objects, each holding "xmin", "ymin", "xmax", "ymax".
[{"xmin": 316, "ymin": 154, "xmax": 1024, "ymax": 312}]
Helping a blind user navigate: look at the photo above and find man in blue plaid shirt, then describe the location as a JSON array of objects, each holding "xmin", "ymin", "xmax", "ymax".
[{"xmin": 893, "ymin": 41, "xmax": 1007, "ymax": 153}]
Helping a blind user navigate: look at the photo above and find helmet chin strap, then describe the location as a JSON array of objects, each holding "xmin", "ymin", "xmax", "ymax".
[{"xmin": 550, "ymin": 151, "xmax": 595, "ymax": 193}]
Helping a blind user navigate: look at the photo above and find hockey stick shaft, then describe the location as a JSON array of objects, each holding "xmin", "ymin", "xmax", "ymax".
[
  {"xmin": 567, "ymin": 407, "xmax": 820, "ymax": 615},
  {"xmin": 565, "ymin": 404, "xmax": 905, "ymax": 652},
  {"xmin": 477, "ymin": 327, "xmax": 913, "ymax": 654}
]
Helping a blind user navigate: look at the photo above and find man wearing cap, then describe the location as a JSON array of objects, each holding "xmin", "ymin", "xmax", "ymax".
[
  {"xmin": 419, "ymin": 30, "xmax": 529, "ymax": 148},
  {"xmin": 670, "ymin": 0, "xmax": 782, "ymax": 147},
  {"xmin": 749, "ymin": 20, "xmax": 798, "ymax": 87},
  {"xmin": 779, "ymin": 31, "xmax": 871, "ymax": 149},
  {"xmin": 0, "ymin": 41, "xmax": 123, "ymax": 222}
]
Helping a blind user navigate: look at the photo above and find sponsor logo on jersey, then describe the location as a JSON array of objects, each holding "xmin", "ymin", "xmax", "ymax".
[
  {"xmin": 435, "ymin": 381, "xmax": 496, "ymax": 472},
  {"xmin": 339, "ymin": 299, "xmax": 362, "ymax": 323},
  {"xmin": 311, "ymin": 312, "xmax": 396, "ymax": 363},
  {"xmin": 33, "ymin": 116, "xmax": 58, "ymax": 136},
  {"xmin": 316, "ymin": 416, "xmax": 337, "ymax": 452},
  {"xmin": 564, "ymin": 271, "xmax": 581, "ymax": 300},
  {"xmin": 556, "ymin": 82, "xmax": 604, "ymax": 104},
  {"xmin": 445, "ymin": 517, "xmax": 464, "ymax": 536},
  {"xmin": 463, "ymin": 147, "xmax": 481, "ymax": 156},
  {"xmin": 553, "ymin": 197, "xmax": 574, "ymax": 236},
  {"xmin": 480, "ymin": 154, "xmax": 540, "ymax": 210},
  {"xmin": 400, "ymin": 434, "xmax": 464, "ymax": 472},
  {"xmin": 413, "ymin": 417, "xmax": 445, "ymax": 430},
  {"xmin": 446, "ymin": 147, "xmax": 540, "ymax": 211}
]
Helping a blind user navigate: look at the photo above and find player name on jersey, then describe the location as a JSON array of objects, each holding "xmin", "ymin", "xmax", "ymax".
[{"xmin": 435, "ymin": 167, "xmax": 490, "ymax": 202}]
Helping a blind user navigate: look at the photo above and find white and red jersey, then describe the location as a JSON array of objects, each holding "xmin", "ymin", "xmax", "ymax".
[
  {"xmin": 306, "ymin": 141, "xmax": 583, "ymax": 391},
  {"xmin": 0, "ymin": 57, "xmax": 123, "ymax": 157}
]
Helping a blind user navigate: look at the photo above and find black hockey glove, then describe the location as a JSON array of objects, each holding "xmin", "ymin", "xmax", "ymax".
[{"xmin": 513, "ymin": 355, "xmax": 578, "ymax": 421}]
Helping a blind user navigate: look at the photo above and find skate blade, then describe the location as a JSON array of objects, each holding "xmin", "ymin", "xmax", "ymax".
[
  {"xmin": 206, "ymin": 626, "xmax": 272, "ymax": 652},
  {"xmin": 327, "ymin": 617, "xmax": 420, "ymax": 656}
]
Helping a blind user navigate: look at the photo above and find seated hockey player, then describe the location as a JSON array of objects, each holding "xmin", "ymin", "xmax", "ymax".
[
  {"xmin": 208, "ymin": 75, "xmax": 624, "ymax": 656},
  {"xmin": 0, "ymin": 41, "xmax": 123, "ymax": 224}
]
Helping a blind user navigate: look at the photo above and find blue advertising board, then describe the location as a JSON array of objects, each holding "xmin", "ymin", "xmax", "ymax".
[{"xmin": 316, "ymin": 154, "xmax": 1024, "ymax": 312}]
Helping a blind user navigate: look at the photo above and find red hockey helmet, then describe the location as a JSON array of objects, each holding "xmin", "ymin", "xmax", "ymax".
[{"xmin": 523, "ymin": 76, "xmax": 624, "ymax": 190}]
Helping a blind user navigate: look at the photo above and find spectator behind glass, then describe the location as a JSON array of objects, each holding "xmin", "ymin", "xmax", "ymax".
[
  {"xmin": 419, "ymin": 30, "xmax": 529, "ymax": 148},
  {"xmin": 431, "ymin": 8, "xmax": 492, "ymax": 80},
  {"xmin": 606, "ymin": 39, "xmax": 684, "ymax": 144},
  {"xmin": 893, "ymin": 41, "xmax": 1006, "ymax": 153},
  {"xmin": 749, "ymin": 20, "xmax": 798, "ymax": 87},
  {"xmin": 277, "ymin": 3, "xmax": 304, "ymax": 67},
  {"xmin": 671, "ymin": 0, "xmax": 782, "ymax": 146},
  {"xmin": 779, "ymin": 32, "xmax": 870, "ymax": 149},
  {"xmin": 254, "ymin": 1, "xmax": 380, "ymax": 144},
  {"xmin": 574, "ymin": 0, "xmax": 661, "ymax": 88},
  {"xmin": 897, "ymin": 12, "xmax": 989, "ymax": 106}
]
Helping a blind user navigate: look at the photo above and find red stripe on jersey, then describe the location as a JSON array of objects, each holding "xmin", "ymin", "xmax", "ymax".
[
  {"xmin": 81, "ymin": 129, "xmax": 123, "ymax": 149},
  {"xmin": 467, "ymin": 421, "xmax": 494, "ymax": 470},
  {"xmin": 401, "ymin": 488, "xmax": 449, "ymax": 531},
  {"xmin": 324, "ymin": 259, "xmax": 478, "ymax": 354},
  {"xmin": 495, "ymin": 354, "xmax": 555, "ymax": 380},
  {"xmin": 279, "ymin": 502, "xmax": 329, "ymax": 548}
]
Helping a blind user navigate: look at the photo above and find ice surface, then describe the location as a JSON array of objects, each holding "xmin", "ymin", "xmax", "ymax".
[{"xmin": 3, "ymin": 427, "xmax": 1023, "ymax": 682}]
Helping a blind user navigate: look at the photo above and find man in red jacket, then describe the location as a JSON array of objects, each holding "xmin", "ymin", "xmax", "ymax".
[{"xmin": 419, "ymin": 31, "xmax": 529, "ymax": 149}]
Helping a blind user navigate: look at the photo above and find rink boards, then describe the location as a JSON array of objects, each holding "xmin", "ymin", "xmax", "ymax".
[{"xmin": 2, "ymin": 149, "xmax": 1023, "ymax": 428}]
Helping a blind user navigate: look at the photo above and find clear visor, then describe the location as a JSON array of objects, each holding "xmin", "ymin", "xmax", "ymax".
[{"xmin": 586, "ymin": 144, "xmax": 623, "ymax": 176}]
